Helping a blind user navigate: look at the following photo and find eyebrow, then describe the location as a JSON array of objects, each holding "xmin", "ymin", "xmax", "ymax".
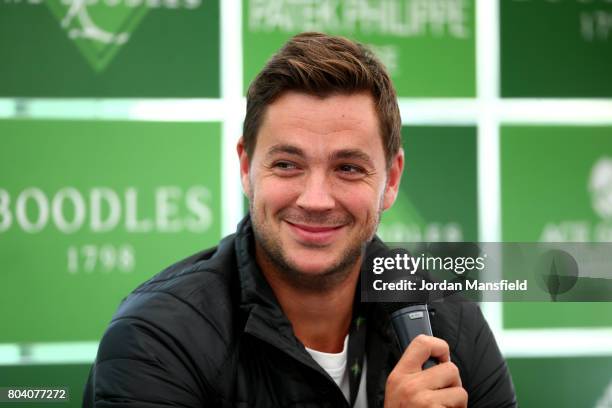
[
  {"xmin": 266, "ymin": 144, "xmax": 375, "ymax": 166},
  {"xmin": 330, "ymin": 149, "xmax": 374, "ymax": 166},
  {"xmin": 266, "ymin": 144, "xmax": 305, "ymax": 158}
]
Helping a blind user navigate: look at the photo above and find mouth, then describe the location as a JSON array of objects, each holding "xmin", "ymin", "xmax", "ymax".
[{"xmin": 284, "ymin": 220, "xmax": 345, "ymax": 245}]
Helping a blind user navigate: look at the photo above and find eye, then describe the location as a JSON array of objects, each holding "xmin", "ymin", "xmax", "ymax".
[
  {"xmin": 273, "ymin": 161, "xmax": 297, "ymax": 170},
  {"xmin": 270, "ymin": 161, "xmax": 301, "ymax": 176},
  {"xmin": 337, "ymin": 164, "xmax": 367, "ymax": 178}
]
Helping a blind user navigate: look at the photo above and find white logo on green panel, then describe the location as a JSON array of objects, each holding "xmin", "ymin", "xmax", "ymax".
[
  {"xmin": 248, "ymin": 0, "xmax": 470, "ymax": 38},
  {"xmin": 589, "ymin": 157, "xmax": 612, "ymax": 220},
  {"xmin": 8, "ymin": 0, "xmax": 202, "ymax": 72},
  {"xmin": 0, "ymin": 186, "xmax": 213, "ymax": 234},
  {"xmin": 46, "ymin": 0, "xmax": 146, "ymax": 72},
  {"xmin": 0, "ymin": 185, "xmax": 216, "ymax": 274},
  {"xmin": 540, "ymin": 157, "xmax": 612, "ymax": 242}
]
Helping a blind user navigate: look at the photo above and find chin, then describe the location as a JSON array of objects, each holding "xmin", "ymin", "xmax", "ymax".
[
  {"xmin": 286, "ymin": 256, "xmax": 330, "ymax": 274},
  {"xmin": 285, "ymin": 253, "xmax": 346, "ymax": 276},
  {"xmin": 293, "ymin": 263, "xmax": 332, "ymax": 276}
]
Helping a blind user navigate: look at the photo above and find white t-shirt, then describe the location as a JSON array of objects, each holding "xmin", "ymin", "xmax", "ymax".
[{"xmin": 305, "ymin": 335, "xmax": 368, "ymax": 407}]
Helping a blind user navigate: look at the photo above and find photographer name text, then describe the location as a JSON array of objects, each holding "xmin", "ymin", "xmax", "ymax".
[{"xmin": 372, "ymin": 278, "xmax": 528, "ymax": 292}]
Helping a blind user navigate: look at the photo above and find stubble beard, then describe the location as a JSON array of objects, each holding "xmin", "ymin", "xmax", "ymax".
[{"xmin": 250, "ymin": 197, "xmax": 383, "ymax": 293}]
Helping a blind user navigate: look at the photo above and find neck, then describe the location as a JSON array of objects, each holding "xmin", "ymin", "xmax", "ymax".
[{"xmin": 256, "ymin": 248, "xmax": 360, "ymax": 353}]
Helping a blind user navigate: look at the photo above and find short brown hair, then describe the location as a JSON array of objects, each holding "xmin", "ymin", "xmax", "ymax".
[{"xmin": 243, "ymin": 32, "xmax": 401, "ymax": 169}]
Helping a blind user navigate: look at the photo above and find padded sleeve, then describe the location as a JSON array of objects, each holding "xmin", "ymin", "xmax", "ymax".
[
  {"xmin": 83, "ymin": 316, "xmax": 209, "ymax": 407},
  {"xmin": 459, "ymin": 303, "xmax": 517, "ymax": 408}
]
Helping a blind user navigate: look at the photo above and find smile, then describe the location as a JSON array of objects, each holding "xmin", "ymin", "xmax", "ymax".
[{"xmin": 284, "ymin": 221, "xmax": 345, "ymax": 245}]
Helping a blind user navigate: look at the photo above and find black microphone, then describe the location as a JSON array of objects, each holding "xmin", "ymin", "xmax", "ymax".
[
  {"xmin": 382, "ymin": 302, "xmax": 438, "ymax": 369},
  {"xmin": 366, "ymin": 246, "xmax": 439, "ymax": 369}
]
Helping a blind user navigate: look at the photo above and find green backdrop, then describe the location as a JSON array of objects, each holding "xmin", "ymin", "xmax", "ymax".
[
  {"xmin": 507, "ymin": 356, "xmax": 612, "ymax": 407},
  {"xmin": 501, "ymin": 0, "xmax": 612, "ymax": 97},
  {"xmin": 243, "ymin": 0, "xmax": 476, "ymax": 97},
  {"xmin": 501, "ymin": 125, "xmax": 612, "ymax": 328},
  {"xmin": 0, "ymin": 119, "xmax": 222, "ymax": 342},
  {"xmin": 379, "ymin": 125, "xmax": 478, "ymax": 242},
  {"xmin": 0, "ymin": 364, "xmax": 91, "ymax": 407},
  {"xmin": 0, "ymin": 2, "xmax": 611, "ymax": 405},
  {"xmin": 0, "ymin": 0, "xmax": 220, "ymax": 97}
]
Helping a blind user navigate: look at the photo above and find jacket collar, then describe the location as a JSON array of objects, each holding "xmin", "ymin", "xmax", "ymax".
[{"xmin": 234, "ymin": 215, "xmax": 317, "ymax": 368}]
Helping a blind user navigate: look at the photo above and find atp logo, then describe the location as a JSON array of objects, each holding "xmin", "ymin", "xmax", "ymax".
[
  {"xmin": 540, "ymin": 156, "xmax": 612, "ymax": 242},
  {"xmin": 589, "ymin": 157, "xmax": 612, "ymax": 221}
]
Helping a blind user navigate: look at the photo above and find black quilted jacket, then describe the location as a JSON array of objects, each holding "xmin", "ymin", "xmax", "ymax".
[{"xmin": 83, "ymin": 217, "xmax": 517, "ymax": 407}]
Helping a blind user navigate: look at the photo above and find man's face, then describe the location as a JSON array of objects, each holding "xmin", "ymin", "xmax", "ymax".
[{"xmin": 238, "ymin": 91, "xmax": 403, "ymax": 289}]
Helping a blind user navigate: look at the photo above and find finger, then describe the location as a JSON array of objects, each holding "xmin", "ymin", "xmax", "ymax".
[
  {"xmin": 427, "ymin": 386, "xmax": 468, "ymax": 408},
  {"xmin": 387, "ymin": 386, "xmax": 467, "ymax": 408},
  {"xmin": 397, "ymin": 335, "xmax": 451, "ymax": 374},
  {"xmin": 417, "ymin": 361, "xmax": 463, "ymax": 389},
  {"xmin": 387, "ymin": 362, "xmax": 462, "ymax": 399}
]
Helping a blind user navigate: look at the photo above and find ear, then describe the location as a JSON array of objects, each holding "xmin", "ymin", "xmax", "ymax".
[
  {"xmin": 382, "ymin": 148, "xmax": 404, "ymax": 211},
  {"xmin": 237, "ymin": 137, "xmax": 252, "ymax": 198}
]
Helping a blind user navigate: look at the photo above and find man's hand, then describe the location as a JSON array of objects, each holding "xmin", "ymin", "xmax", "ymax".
[{"xmin": 384, "ymin": 335, "xmax": 468, "ymax": 408}]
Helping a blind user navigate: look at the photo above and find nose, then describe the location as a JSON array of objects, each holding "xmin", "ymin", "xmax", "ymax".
[{"xmin": 295, "ymin": 171, "xmax": 336, "ymax": 212}]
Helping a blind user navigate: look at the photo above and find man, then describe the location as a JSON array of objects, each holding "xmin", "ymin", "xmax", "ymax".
[{"xmin": 84, "ymin": 32, "xmax": 516, "ymax": 407}]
